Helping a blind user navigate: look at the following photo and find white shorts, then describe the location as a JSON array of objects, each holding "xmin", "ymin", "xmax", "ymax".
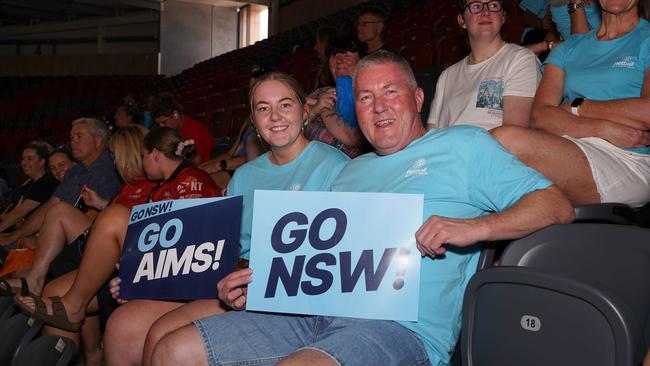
[{"xmin": 563, "ymin": 136, "xmax": 650, "ymax": 207}]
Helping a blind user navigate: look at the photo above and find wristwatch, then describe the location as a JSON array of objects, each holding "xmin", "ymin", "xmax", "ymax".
[
  {"xmin": 571, "ymin": 98, "xmax": 585, "ymax": 116},
  {"xmin": 567, "ymin": 2, "xmax": 585, "ymax": 14}
]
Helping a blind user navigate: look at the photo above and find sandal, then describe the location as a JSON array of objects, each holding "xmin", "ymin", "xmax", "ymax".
[
  {"xmin": 15, "ymin": 295, "xmax": 81, "ymax": 332},
  {"xmin": 0, "ymin": 278, "xmax": 30, "ymax": 297}
]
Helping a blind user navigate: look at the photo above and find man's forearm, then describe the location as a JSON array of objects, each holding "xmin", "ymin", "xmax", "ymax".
[{"xmin": 477, "ymin": 185, "xmax": 574, "ymax": 241}]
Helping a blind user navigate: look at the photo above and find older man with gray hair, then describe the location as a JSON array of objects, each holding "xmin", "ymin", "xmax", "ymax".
[{"xmin": 0, "ymin": 117, "xmax": 121, "ymax": 296}]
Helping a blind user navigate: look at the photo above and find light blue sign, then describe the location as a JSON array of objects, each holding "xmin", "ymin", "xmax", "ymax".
[{"xmin": 247, "ymin": 190, "xmax": 423, "ymax": 321}]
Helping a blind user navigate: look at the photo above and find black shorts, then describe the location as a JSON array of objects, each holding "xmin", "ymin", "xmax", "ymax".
[{"xmin": 48, "ymin": 228, "xmax": 90, "ymax": 278}]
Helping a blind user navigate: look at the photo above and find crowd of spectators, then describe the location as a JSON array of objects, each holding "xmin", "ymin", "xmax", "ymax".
[{"xmin": 0, "ymin": 0, "xmax": 648, "ymax": 365}]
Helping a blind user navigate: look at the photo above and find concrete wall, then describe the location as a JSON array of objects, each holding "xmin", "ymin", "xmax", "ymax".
[
  {"xmin": 160, "ymin": 1, "xmax": 238, "ymax": 76},
  {"xmin": 0, "ymin": 13, "xmax": 159, "ymax": 75},
  {"xmin": 0, "ymin": 54, "xmax": 158, "ymax": 76},
  {"xmin": 0, "ymin": 17, "xmax": 159, "ymax": 56}
]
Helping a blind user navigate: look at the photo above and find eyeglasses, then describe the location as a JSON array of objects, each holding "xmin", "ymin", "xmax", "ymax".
[{"xmin": 464, "ymin": 0, "xmax": 503, "ymax": 14}]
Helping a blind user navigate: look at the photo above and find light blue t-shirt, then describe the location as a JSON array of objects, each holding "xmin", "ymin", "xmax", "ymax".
[
  {"xmin": 520, "ymin": 0, "xmax": 548, "ymax": 19},
  {"xmin": 519, "ymin": 0, "xmax": 549, "ymax": 41},
  {"xmin": 550, "ymin": 3, "xmax": 601, "ymax": 40},
  {"xmin": 545, "ymin": 19, "xmax": 650, "ymax": 154},
  {"xmin": 332, "ymin": 126, "xmax": 552, "ymax": 366},
  {"xmin": 227, "ymin": 141, "xmax": 349, "ymax": 259}
]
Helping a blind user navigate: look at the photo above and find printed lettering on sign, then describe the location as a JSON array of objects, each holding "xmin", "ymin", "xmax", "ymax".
[
  {"xmin": 246, "ymin": 190, "xmax": 423, "ymax": 321},
  {"xmin": 119, "ymin": 196, "xmax": 243, "ymax": 300}
]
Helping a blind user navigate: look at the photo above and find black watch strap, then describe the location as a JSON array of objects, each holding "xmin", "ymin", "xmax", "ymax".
[{"xmin": 568, "ymin": 2, "xmax": 585, "ymax": 14}]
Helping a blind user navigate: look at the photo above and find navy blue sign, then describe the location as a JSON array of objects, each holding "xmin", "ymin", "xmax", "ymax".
[{"xmin": 119, "ymin": 196, "xmax": 243, "ymax": 300}]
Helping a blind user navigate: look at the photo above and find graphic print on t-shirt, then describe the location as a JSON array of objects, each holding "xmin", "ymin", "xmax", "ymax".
[
  {"xmin": 476, "ymin": 79, "xmax": 504, "ymax": 111},
  {"xmin": 612, "ymin": 56, "xmax": 637, "ymax": 69}
]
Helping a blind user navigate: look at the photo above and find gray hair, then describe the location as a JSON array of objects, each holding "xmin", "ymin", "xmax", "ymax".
[
  {"xmin": 353, "ymin": 50, "xmax": 418, "ymax": 90},
  {"xmin": 71, "ymin": 117, "xmax": 109, "ymax": 147}
]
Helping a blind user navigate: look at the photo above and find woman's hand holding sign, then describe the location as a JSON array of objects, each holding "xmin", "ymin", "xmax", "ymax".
[
  {"xmin": 217, "ymin": 268, "xmax": 252, "ymax": 310},
  {"xmin": 109, "ymin": 263, "xmax": 129, "ymax": 305}
]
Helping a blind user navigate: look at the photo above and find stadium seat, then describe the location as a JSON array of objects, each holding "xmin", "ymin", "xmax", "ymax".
[
  {"xmin": 460, "ymin": 223, "xmax": 650, "ymax": 366},
  {"xmin": 0, "ymin": 295, "xmax": 17, "ymax": 324},
  {"xmin": 0, "ymin": 313, "xmax": 44, "ymax": 365},
  {"xmin": 413, "ymin": 65, "xmax": 445, "ymax": 123},
  {"xmin": 402, "ymin": 27, "xmax": 435, "ymax": 47},
  {"xmin": 400, "ymin": 44, "xmax": 436, "ymax": 70},
  {"xmin": 436, "ymin": 35, "xmax": 465, "ymax": 65},
  {"xmin": 11, "ymin": 335, "xmax": 76, "ymax": 366},
  {"xmin": 573, "ymin": 203, "xmax": 639, "ymax": 225},
  {"xmin": 228, "ymin": 105, "xmax": 250, "ymax": 141},
  {"xmin": 449, "ymin": 241, "xmax": 496, "ymax": 366}
]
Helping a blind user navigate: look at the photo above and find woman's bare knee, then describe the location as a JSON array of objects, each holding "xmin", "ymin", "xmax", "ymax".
[
  {"xmin": 151, "ymin": 324, "xmax": 208, "ymax": 366},
  {"xmin": 278, "ymin": 349, "xmax": 338, "ymax": 366}
]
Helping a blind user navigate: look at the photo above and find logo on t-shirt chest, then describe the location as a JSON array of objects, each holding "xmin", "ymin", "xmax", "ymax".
[
  {"xmin": 290, "ymin": 183, "xmax": 303, "ymax": 191},
  {"xmin": 405, "ymin": 158, "xmax": 428, "ymax": 178},
  {"xmin": 612, "ymin": 56, "xmax": 637, "ymax": 69},
  {"xmin": 176, "ymin": 181, "xmax": 204, "ymax": 195}
]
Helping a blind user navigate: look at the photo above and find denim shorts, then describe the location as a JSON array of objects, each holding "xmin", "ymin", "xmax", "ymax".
[{"xmin": 194, "ymin": 311, "xmax": 431, "ymax": 366}]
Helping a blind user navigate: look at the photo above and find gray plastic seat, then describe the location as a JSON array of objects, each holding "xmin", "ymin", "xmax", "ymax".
[
  {"xmin": 460, "ymin": 223, "xmax": 650, "ymax": 366},
  {"xmin": 0, "ymin": 295, "xmax": 17, "ymax": 324},
  {"xmin": 11, "ymin": 335, "xmax": 76, "ymax": 366},
  {"xmin": 573, "ymin": 203, "xmax": 638, "ymax": 225},
  {"xmin": 0, "ymin": 313, "xmax": 44, "ymax": 365}
]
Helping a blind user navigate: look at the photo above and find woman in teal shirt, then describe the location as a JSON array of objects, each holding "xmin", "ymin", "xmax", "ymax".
[
  {"xmin": 493, "ymin": 0, "xmax": 650, "ymax": 208},
  {"xmin": 104, "ymin": 72, "xmax": 349, "ymax": 366}
]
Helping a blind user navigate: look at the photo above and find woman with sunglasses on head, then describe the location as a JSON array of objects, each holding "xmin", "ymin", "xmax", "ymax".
[
  {"xmin": 427, "ymin": 0, "xmax": 541, "ymax": 130},
  {"xmin": 104, "ymin": 72, "xmax": 349, "ymax": 366}
]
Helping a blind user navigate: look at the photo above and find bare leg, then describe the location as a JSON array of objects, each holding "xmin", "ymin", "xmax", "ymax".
[
  {"xmin": 104, "ymin": 300, "xmax": 184, "ymax": 366},
  {"xmin": 143, "ymin": 299, "xmax": 226, "ymax": 366},
  {"xmin": 39, "ymin": 271, "xmax": 81, "ymax": 346},
  {"xmin": 151, "ymin": 324, "xmax": 209, "ymax": 366},
  {"xmin": 151, "ymin": 324, "xmax": 336, "ymax": 366},
  {"xmin": 15, "ymin": 204, "xmax": 129, "ymax": 324},
  {"xmin": 38, "ymin": 271, "xmax": 103, "ymax": 366},
  {"xmin": 7, "ymin": 202, "xmax": 91, "ymax": 295},
  {"xmin": 491, "ymin": 126, "xmax": 600, "ymax": 206},
  {"xmin": 210, "ymin": 171, "xmax": 231, "ymax": 191},
  {"xmin": 80, "ymin": 316, "xmax": 102, "ymax": 366},
  {"xmin": 278, "ymin": 349, "xmax": 338, "ymax": 366},
  {"xmin": 60, "ymin": 205, "xmax": 128, "ymax": 323}
]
